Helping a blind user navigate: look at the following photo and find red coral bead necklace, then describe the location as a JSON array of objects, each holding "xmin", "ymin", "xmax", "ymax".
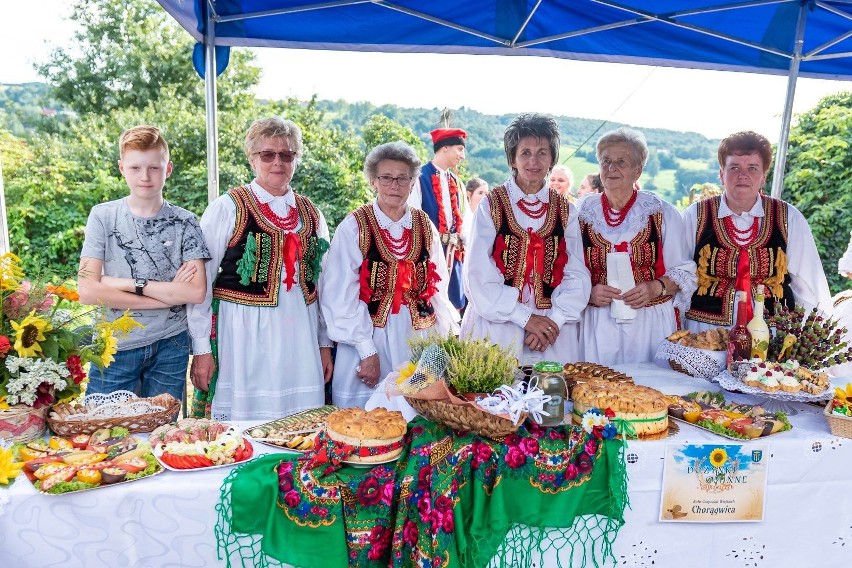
[
  {"xmin": 723, "ymin": 216, "xmax": 759, "ymax": 246},
  {"xmin": 601, "ymin": 190, "xmax": 638, "ymax": 227}
]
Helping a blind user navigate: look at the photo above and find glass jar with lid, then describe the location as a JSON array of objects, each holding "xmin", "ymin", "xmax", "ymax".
[{"xmin": 531, "ymin": 361, "xmax": 567, "ymax": 427}]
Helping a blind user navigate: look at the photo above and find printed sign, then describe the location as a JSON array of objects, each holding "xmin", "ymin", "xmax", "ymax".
[{"xmin": 659, "ymin": 443, "xmax": 769, "ymax": 522}]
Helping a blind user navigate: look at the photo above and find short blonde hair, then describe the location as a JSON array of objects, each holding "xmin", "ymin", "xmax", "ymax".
[
  {"xmin": 119, "ymin": 125, "xmax": 169, "ymax": 160},
  {"xmin": 244, "ymin": 117, "xmax": 304, "ymax": 161}
]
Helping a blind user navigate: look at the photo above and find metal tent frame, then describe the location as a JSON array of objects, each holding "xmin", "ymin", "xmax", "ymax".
[{"xmin": 156, "ymin": 0, "xmax": 852, "ymax": 202}]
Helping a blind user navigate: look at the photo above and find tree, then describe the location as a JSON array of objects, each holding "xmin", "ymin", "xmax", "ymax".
[
  {"xmin": 362, "ymin": 114, "xmax": 428, "ymax": 160},
  {"xmin": 36, "ymin": 0, "xmax": 259, "ymax": 115},
  {"xmin": 783, "ymin": 92, "xmax": 852, "ymax": 294}
]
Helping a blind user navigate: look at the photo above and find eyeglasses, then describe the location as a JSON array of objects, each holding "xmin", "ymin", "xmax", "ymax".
[
  {"xmin": 254, "ymin": 150, "xmax": 298, "ymax": 163},
  {"xmin": 375, "ymin": 175, "xmax": 413, "ymax": 187},
  {"xmin": 599, "ymin": 158, "xmax": 633, "ymax": 171}
]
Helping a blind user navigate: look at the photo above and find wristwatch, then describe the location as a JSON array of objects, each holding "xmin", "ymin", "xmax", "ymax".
[
  {"xmin": 134, "ymin": 277, "xmax": 148, "ymax": 296},
  {"xmin": 656, "ymin": 278, "xmax": 668, "ymax": 298}
]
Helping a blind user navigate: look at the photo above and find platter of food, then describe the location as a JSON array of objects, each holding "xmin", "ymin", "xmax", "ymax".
[
  {"xmin": 655, "ymin": 328, "xmax": 729, "ymax": 380},
  {"xmin": 666, "ymin": 391, "xmax": 792, "ymax": 440},
  {"xmin": 714, "ymin": 362, "xmax": 833, "ymax": 402},
  {"xmin": 245, "ymin": 405, "xmax": 338, "ymax": 452},
  {"xmin": 148, "ymin": 418, "xmax": 254, "ymax": 471},
  {"xmin": 19, "ymin": 427, "xmax": 162, "ymax": 495}
]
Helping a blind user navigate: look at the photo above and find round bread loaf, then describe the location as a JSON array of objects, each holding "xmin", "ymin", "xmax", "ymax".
[
  {"xmin": 571, "ymin": 381, "xmax": 669, "ymax": 438},
  {"xmin": 325, "ymin": 407, "xmax": 407, "ymax": 463}
]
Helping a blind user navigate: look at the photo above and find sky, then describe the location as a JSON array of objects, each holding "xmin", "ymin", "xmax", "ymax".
[{"xmin": 2, "ymin": 1, "xmax": 851, "ymax": 142}]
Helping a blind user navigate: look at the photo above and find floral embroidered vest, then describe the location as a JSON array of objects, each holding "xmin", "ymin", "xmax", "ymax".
[
  {"xmin": 353, "ymin": 205, "xmax": 439, "ymax": 330},
  {"xmin": 213, "ymin": 186, "xmax": 328, "ymax": 307},
  {"xmin": 580, "ymin": 210, "xmax": 671, "ymax": 308},
  {"xmin": 488, "ymin": 185, "xmax": 570, "ymax": 309},
  {"xmin": 686, "ymin": 195, "xmax": 793, "ymax": 326}
]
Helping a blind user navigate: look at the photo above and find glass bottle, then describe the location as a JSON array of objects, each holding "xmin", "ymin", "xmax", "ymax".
[
  {"xmin": 747, "ymin": 284, "xmax": 771, "ymax": 361},
  {"xmin": 727, "ymin": 291, "xmax": 752, "ymax": 368},
  {"xmin": 532, "ymin": 361, "xmax": 567, "ymax": 427}
]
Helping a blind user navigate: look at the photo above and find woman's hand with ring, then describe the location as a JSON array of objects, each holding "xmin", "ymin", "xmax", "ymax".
[
  {"xmin": 524, "ymin": 314, "xmax": 559, "ymax": 347},
  {"xmin": 357, "ymin": 353, "xmax": 381, "ymax": 388},
  {"xmin": 622, "ymin": 281, "xmax": 658, "ymax": 309}
]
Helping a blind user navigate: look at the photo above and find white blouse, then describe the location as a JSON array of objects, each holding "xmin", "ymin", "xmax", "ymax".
[
  {"xmin": 186, "ymin": 180, "xmax": 331, "ymax": 420},
  {"xmin": 460, "ymin": 177, "xmax": 591, "ymax": 365},
  {"xmin": 320, "ymin": 202, "xmax": 459, "ymax": 409},
  {"xmin": 576, "ymin": 191, "xmax": 697, "ymax": 364}
]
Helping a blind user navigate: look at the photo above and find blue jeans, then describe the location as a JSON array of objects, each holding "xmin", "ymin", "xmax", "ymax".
[{"xmin": 88, "ymin": 330, "xmax": 190, "ymax": 403}]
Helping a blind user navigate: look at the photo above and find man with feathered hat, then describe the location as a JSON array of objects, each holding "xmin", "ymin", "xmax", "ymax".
[{"xmin": 408, "ymin": 127, "xmax": 468, "ymax": 310}]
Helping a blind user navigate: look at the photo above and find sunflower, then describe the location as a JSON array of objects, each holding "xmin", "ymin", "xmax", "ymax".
[
  {"xmin": 709, "ymin": 448, "xmax": 728, "ymax": 468},
  {"xmin": 0, "ymin": 446, "xmax": 25, "ymax": 484},
  {"xmin": 10, "ymin": 312, "xmax": 53, "ymax": 357},
  {"xmin": 97, "ymin": 329, "xmax": 119, "ymax": 367}
]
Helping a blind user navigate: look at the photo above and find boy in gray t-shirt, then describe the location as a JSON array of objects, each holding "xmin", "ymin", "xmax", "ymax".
[{"xmin": 78, "ymin": 125, "xmax": 210, "ymax": 402}]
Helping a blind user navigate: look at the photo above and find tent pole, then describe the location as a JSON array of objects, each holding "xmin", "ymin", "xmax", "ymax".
[
  {"xmin": 771, "ymin": 3, "xmax": 809, "ymax": 199},
  {"xmin": 205, "ymin": 7, "xmax": 220, "ymax": 204},
  {"xmin": 0, "ymin": 155, "xmax": 8, "ymax": 253}
]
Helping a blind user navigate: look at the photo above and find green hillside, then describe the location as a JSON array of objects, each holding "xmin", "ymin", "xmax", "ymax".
[{"xmin": 315, "ymin": 99, "xmax": 719, "ymax": 202}]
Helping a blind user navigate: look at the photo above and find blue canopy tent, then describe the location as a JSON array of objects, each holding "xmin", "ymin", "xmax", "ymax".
[{"xmin": 155, "ymin": 0, "xmax": 852, "ymax": 202}]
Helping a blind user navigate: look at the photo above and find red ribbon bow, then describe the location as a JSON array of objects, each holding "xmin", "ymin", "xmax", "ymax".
[
  {"xmin": 524, "ymin": 228, "xmax": 545, "ymax": 286},
  {"xmin": 391, "ymin": 260, "xmax": 414, "ymax": 314},
  {"xmin": 282, "ymin": 232, "xmax": 303, "ymax": 290},
  {"xmin": 735, "ymin": 248, "xmax": 753, "ymax": 322}
]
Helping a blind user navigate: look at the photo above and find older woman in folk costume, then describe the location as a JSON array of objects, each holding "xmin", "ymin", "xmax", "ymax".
[
  {"xmin": 322, "ymin": 142, "xmax": 459, "ymax": 409},
  {"xmin": 407, "ymin": 127, "xmax": 468, "ymax": 310},
  {"xmin": 578, "ymin": 128, "xmax": 696, "ymax": 364},
  {"xmin": 187, "ymin": 117, "xmax": 333, "ymax": 420},
  {"xmin": 461, "ymin": 113, "xmax": 591, "ymax": 365},
  {"xmin": 682, "ymin": 131, "xmax": 831, "ymax": 332}
]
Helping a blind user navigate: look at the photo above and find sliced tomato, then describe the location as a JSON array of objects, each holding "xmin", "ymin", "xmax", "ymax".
[
  {"xmin": 160, "ymin": 452, "xmax": 184, "ymax": 469},
  {"xmin": 191, "ymin": 454, "xmax": 214, "ymax": 468},
  {"xmin": 114, "ymin": 456, "xmax": 148, "ymax": 473},
  {"xmin": 235, "ymin": 439, "xmax": 253, "ymax": 462}
]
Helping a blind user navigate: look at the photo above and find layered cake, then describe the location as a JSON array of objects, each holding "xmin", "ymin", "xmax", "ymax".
[
  {"xmin": 571, "ymin": 381, "xmax": 669, "ymax": 439},
  {"xmin": 325, "ymin": 407, "xmax": 407, "ymax": 463}
]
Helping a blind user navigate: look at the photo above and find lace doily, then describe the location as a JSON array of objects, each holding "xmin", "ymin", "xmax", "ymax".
[
  {"xmin": 63, "ymin": 390, "xmax": 165, "ymax": 421},
  {"xmin": 577, "ymin": 191, "xmax": 665, "ymax": 237},
  {"xmin": 711, "ymin": 370, "xmax": 834, "ymax": 402},
  {"xmin": 655, "ymin": 340, "xmax": 727, "ymax": 381}
]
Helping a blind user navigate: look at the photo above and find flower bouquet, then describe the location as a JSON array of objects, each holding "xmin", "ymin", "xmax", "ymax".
[
  {"xmin": 0, "ymin": 253, "xmax": 139, "ymax": 442},
  {"xmin": 390, "ymin": 335, "xmax": 550, "ymax": 439}
]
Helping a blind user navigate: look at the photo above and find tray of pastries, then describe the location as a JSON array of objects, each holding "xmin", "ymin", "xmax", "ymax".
[{"xmin": 562, "ymin": 362, "xmax": 634, "ymax": 399}]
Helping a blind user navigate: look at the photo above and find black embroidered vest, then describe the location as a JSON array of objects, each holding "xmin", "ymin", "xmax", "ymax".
[{"xmin": 686, "ymin": 195, "xmax": 793, "ymax": 326}]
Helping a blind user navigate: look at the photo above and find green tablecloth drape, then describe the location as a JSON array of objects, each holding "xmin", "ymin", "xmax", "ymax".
[{"xmin": 217, "ymin": 417, "xmax": 627, "ymax": 568}]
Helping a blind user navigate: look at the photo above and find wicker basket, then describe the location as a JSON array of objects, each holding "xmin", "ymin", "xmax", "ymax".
[
  {"xmin": 0, "ymin": 404, "xmax": 50, "ymax": 443},
  {"xmin": 47, "ymin": 393, "xmax": 181, "ymax": 436},
  {"xmin": 824, "ymin": 401, "xmax": 852, "ymax": 439},
  {"xmin": 405, "ymin": 396, "xmax": 524, "ymax": 440}
]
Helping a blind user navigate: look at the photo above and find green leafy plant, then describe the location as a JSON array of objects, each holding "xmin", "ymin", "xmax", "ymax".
[{"xmin": 444, "ymin": 339, "xmax": 518, "ymax": 394}]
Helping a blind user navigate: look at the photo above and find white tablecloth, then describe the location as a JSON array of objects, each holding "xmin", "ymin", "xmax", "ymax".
[{"xmin": 2, "ymin": 363, "xmax": 851, "ymax": 567}]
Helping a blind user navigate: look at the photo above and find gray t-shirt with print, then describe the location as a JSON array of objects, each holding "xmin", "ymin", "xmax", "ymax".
[{"xmin": 80, "ymin": 198, "xmax": 210, "ymax": 350}]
